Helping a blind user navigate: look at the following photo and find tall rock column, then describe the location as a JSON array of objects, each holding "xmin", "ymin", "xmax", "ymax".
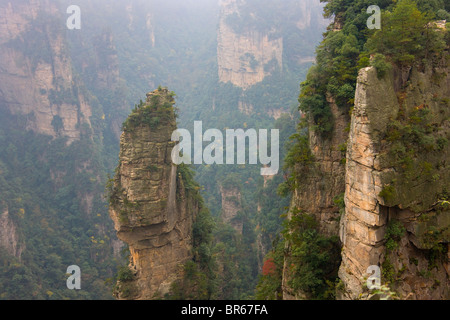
[
  {"xmin": 338, "ymin": 66, "xmax": 397, "ymax": 299},
  {"xmin": 109, "ymin": 88, "xmax": 196, "ymax": 300},
  {"xmin": 339, "ymin": 65, "xmax": 449, "ymax": 300}
]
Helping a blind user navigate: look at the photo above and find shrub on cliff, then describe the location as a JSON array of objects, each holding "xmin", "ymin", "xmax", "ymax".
[
  {"xmin": 366, "ymin": 0, "xmax": 447, "ymax": 68},
  {"xmin": 122, "ymin": 87, "xmax": 177, "ymax": 132}
]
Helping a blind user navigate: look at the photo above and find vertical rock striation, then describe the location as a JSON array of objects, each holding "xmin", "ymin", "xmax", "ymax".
[
  {"xmin": 217, "ymin": 0, "xmax": 326, "ymax": 90},
  {"xmin": 0, "ymin": 0, "xmax": 92, "ymax": 144},
  {"xmin": 217, "ymin": 0, "xmax": 283, "ymax": 90},
  {"xmin": 0, "ymin": 206, "xmax": 23, "ymax": 260},
  {"xmin": 281, "ymin": 94, "xmax": 349, "ymax": 300},
  {"xmin": 109, "ymin": 88, "xmax": 199, "ymax": 299},
  {"xmin": 338, "ymin": 66, "xmax": 397, "ymax": 299},
  {"xmin": 339, "ymin": 65, "xmax": 449, "ymax": 299},
  {"xmin": 219, "ymin": 184, "xmax": 243, "ymax": 234},
  {"xmin": 282, "ymin": 53, "xmax": 449, "ymax": 300}
]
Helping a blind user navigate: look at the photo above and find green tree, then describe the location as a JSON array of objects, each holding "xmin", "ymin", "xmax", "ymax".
[{"xmin": 366, "ymin": 0, "xmax": 445, "ymax": 66}]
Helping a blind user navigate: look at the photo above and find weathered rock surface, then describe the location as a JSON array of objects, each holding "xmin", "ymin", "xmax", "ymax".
[
  {"xmin": 282, "ymin": 94, "xmax": 350, "ymax": 300},
  {"xmin": 217, "ymin": 0, "xmax": 325, "ymax": 90},
  {"xmin": 0, "ymin": 0, "xmax": 92, "ymax": 144},
  {"xmin": 338, "ymin": 67, "xmax": 396, "ymax": 299},
  {"xmin": 283, "ymin": 56, "xmax": 449, "ymax": 300},
  {"xmin": 220, "ymin": 184, "xmax": 243, "ymax": 233},
  {"xmin": 109, "ymin": 89, "xmax": 198, "ymax": 299},
  {"xmin": 339, "ymin": 65, "xmax": 449, "ymax": 300},
  {"xmin": 0, "ymin": 206, "xmax": 23, "ymax": 260},
  {"xmin": 217, "ymin": 0, "xmax": 282, "ymax": 90},
  {"xmin": 217, "ymin": 22, "xmax": 282, "ymax": 89}
]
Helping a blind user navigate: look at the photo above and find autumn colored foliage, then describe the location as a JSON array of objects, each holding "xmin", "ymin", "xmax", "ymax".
[{"xmin": 262, "ymin": 258, "xmax": 277, "ymax": 276}]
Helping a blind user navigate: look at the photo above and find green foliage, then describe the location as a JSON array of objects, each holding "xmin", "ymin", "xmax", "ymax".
[
  {"xmin": 220, "ymin": 173, "xmax": 243, "ymax": 191},
  {"xmin": 122, "ymin": 88, "xmax": 176, "ymax": 133},
  {"xmin": 167, "ymin": 206, "xmax": 216, "ymax": 300},
  {"xmin": 177, "ymin": 164, "xmax": 203, "ymax": 205},
  {"xmin": 371, "ymin": 53, "xmax": 391, "ymax": 79},
  {"xmin": 193, "ymin": 208, "xmax": 215, "ymax": 264},
  {"xmin": 379, "ymin": 184, "xmax": 397, "ymax": 204},
  {"xmin": 51, "ymin": 115, "xmax": 64, "ymax": 134},
  {"xmin": 382, "ymin": 257, "xmax": 396, "ymax": 284},
  {"xmin": 366, "ymin": 0, "xmax": 448, "ymax": 67},
  {"xmin": 297, "ymin": 0, "xmax": 449, "ymax": 139},
  {"xmin": 333, "ymin": 193, "xmax": 346, "ymax": 216},
  {"xmin": 297, "ymin": 0, "xmax": 377, "ymax": 137},
  {"xmin": 0, "ymin": 111, "xmax": 116, "ymax": 300},
  {"xmin": 299, "ymin": 92, "xmax": 333, "ymax": 137},
  {"xmin": 382, "ymin": 104, "xmax": 446, "ymax": 200},
  {"xmin": 384, "ymin": 220, "xmax": 406, "ymax": 251},
  {"xmin": 210, "ymin": 221, "xmax": 259, "ymax": 300},
  {"xmin": 116, "ymin": 266, "xmax": 134, "ymax": 282},
  {"xmin": 255, "ymin": 239, "xmax": 285, "ymax": 300},
  {"xmin": 279, "ymin": 132, "xmax": 315, "ymax": 196},
  {"xmin": 0, "ymin": 0, "xmax": 320, "ymax": 300},
  {"xmin": 436, "ymin": 9, "xmax": 450, "ymax": 20},
  {"xmin": 112, "ymin": 260, "xmax": 138, "ymax": 300},
  {"xmin": 281, "ymin": 208, "xmax": 341, "ymax": 299},
  {"xmin": 169, "ymin": 261, "xmax": 210, "ymax": 300}
]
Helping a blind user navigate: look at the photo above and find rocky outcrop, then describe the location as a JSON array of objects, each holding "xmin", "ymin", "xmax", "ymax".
[
  {"xmin": 220, "ymin": 185, "xmax": 243, "ymax": 233},
  {"xmin": 282, "ymin": 54, "xmax": 449, "ymax": 300},
  {"xmin": 217, "ymin": 0, "xmax": 327, "ymax": 90},
  {"xmin": 339, "ymin": 65, "xmax": 449, "ymax": 300},
  {"xmin": 124, "ymin": 0, "xmax": 155, "ymax": 47},
  {"xmin": 338, "ymin": 66, "xmax": 397, "ymax": 299},
  {"xmin": 0, "ymin": 206, "xmax": 23, "ymax": 259},
  {"xmin": 109, "ymin": 88, "xmax": 199, "ymax": 300},
  {"xmin": 281, "ymin": 94, "xmax": 349, "ymax": 299},
  {"xmin": 0, "ymin": 0, "xmax": 92, "ymax": 144},
  {"xmin": 217, "ymin": 0, "xmax": 282, "ymax": 89}
]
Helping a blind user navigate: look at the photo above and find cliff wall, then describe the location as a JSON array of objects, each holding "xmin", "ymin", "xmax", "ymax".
[
  {"xmin": 282, "ymin": 94, "xmax": 349, "ymax": 300},
  {"xmin": 219, "ymin": 184, "xmax": 243, "ymax": 233},
  {"xmin": 0, "ymin": 0, "xmax": 92, "ymax": 143},
  {"xmin": 217, "ymin": 0, "xmax": 325, "ymax": 91},
  {"xmin": 339, "ymin": 64, "xmax": 449, "ymax": 300},
  {"xmin": 0, "ymin": 206, "xmax": 23, "ymax": 260}
]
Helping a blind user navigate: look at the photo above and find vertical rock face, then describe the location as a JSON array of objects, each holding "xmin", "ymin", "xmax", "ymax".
[
  {"xmin": 338, "ymin": 67, "xmax": 398, "ymax": 299},
  {"xmin": 283, "ymin": 54, "xmax": 449, "ymax": 299},
  {"xmin": 339, "ymin": 65, "xmax": 450, "ymax": 300},
  {"xmin": 217, "ymin": 16, "xmax": 283, "ymax": 89},
  {"xmin": 302, "ymin": 96, "xmax": 350, "ymax": 237},
  {"xmin": 217, "ymin": 0, "xmax": 283, "ymax": 90},
  {"xmin": 217, "ymin": 0, "xmax": 326, "ymax": 90},
  {"xmin": 0, "ymin": 0, "xmax": 92, "ymax": 144},
  {"xmin": 219, "ymin": 185, "xmax": 243, "ymax": 233},
  {"xmin": 282, "ymin": 95, "xmax": 349, "ymax": 300},
  {"xmin": 0, "ymin": 207, "xmax": 23, "ymax": 260},
  {"xmin": 91, "ymin": 31, "xmax": 120, "ymax": 90},
  {"xmin": 109, "ymin": 88, "xmax": 198, "ymax": 300}
]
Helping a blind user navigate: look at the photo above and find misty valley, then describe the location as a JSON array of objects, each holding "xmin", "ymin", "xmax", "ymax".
[{"xmin": 0, "ymin": 0, "xmax": 448, "ymax": 302}]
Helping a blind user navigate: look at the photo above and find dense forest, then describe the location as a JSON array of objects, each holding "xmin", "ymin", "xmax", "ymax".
[
  {"xmin": 0, "ymin": 0, "xmax": 448, "ymax": 300},
  {"xmin": 256, "ymin": 0, "xmax": 449, "ymax": 300},
  {"xmin": 0, "ymin": 0, "xmax": 325, "ymax": 299}
]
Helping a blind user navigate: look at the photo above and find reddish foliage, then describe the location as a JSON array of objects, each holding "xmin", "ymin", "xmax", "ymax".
[{"xmin": 262, "ymin": 258, "xmax": 277, "ymax": 276}]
